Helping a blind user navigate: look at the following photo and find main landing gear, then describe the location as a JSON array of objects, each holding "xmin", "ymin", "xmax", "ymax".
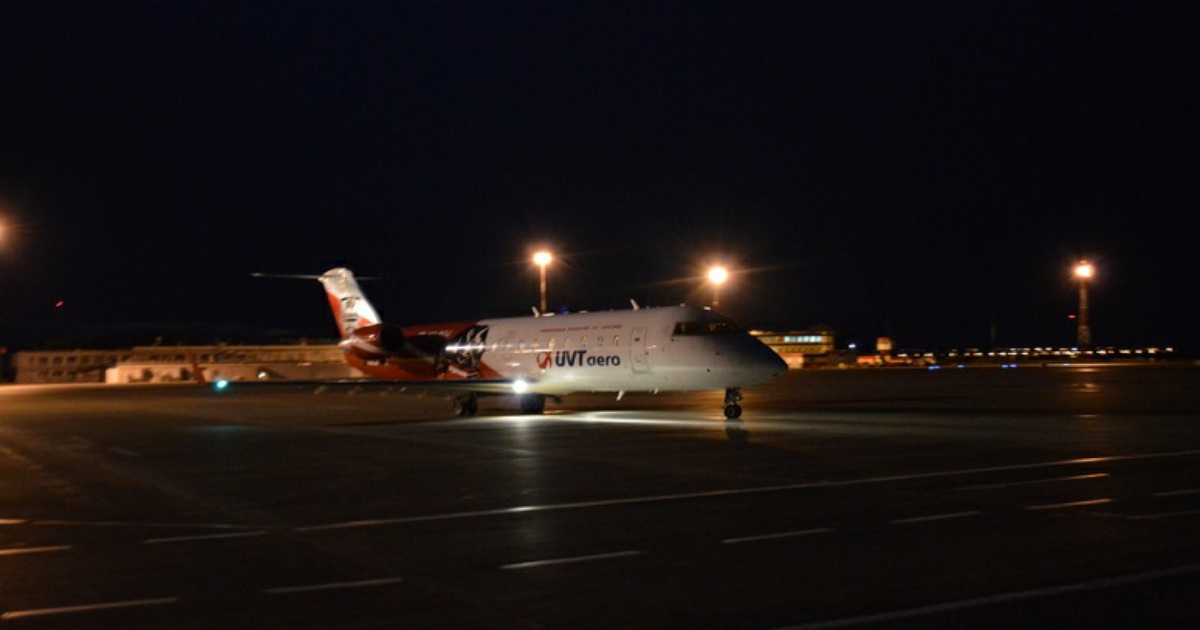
[
  {"xmin": 518, "ymin": 394, "xmax": 546, "ymax": 415},
  {"xmin": 723, "ymin": 388, "xmax": 743, "ymax": 420},
  {"xmin": 451, "ymin": 394, "xmax": 479, "ymax": 417}
]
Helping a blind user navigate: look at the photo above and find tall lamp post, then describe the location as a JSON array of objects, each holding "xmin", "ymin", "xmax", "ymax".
[
  {"xmin": 533, "ymin": 251, "xmax": 552, "ymax": 313},
  {"xmin": 707, "ymin": 265, "xmax": 729, "ymax": 309},
  {"xmin": 1074, "ymin": 260, "xmax": 1094, "ymax": 350}
]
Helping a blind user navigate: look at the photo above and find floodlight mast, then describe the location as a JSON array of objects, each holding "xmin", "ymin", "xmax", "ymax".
[{"xmin": 1074, "ymin": 261, "xmax": 1094, "ymax": 350}]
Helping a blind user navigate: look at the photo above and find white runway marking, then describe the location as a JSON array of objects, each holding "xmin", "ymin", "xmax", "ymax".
[
  {"xmin": 1126, "ymin": 508, "xmax": 1200, "ymax": 521},
  {"xmin": 0, "ymin": 518, "xmax": 27, "ymax": 525},
  {"xmin": 145, "ymin": 531, "xmax": 269, "ymax": 544},
  {"xmin": 0, "ymin": 597, "xmax": 180, "ymax": 620},
  {"xmin": 0, "ymin": 545, "xmax": 72, "ymax": 556},
  {"xmin": 1024, "ymin": 498, "xmax": 1113, "ymax": 511},
  {"xmin": 890, "ymin": 511, "xmax": 982, "ymax": 525},
  {"xmin": 32, "ymin": 519, "xmax": 258, "ymax": 530},
  {"xmin": 264, "ymin": 577, "xmax": 405, "ymax": 595},
  {"xmin": 108, "ymin": 447, "xmax": 141, "ymax": 458},
  {"xmin": 785, "ymin": 563, "xmax": 1200, "ymax": 629},
  {"xmin": 952, "ymin": 472, "xmax": 1108, "ymax": 491},
  {"xmin": 1153, "ymin": 488, "xmax": 1200, "ymax": 498},
  {"xmin": 501, "ymin": 550, "xmax": 643, "ymax": 570},
  {"xmin": 297, "ymin": 450, "xmax": 1200, "ymax": 532},
  {"xmin": 722, "ymin": 528, "xmax": 833, "ymax": 544}
]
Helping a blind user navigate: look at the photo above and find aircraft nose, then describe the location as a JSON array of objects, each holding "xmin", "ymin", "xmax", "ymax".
[
  {"xmin": 741, "ymin": 344, "xmax": 788, "ymax": 385},
  {"xmin": 763, "ymin": 348, "xmax": 788, "ymax": 379}
]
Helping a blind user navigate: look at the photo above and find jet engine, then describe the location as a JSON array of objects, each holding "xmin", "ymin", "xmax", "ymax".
[{"xmin": 340, "ymin": 324, "xmax": 408, "ymax": 361}]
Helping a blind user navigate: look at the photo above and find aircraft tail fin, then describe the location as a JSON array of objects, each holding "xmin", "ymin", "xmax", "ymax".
[
  {"xmin": 317, "ymin": 268, "xmax": 382, "ymax": 338},
  {"xmin": 251, "ymin": 268, "xmax": 382, "ymax": 338}
]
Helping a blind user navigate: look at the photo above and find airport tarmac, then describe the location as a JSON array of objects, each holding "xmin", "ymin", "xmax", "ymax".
[{"xmin": 2, "ymin": 364, "xmax": 1200, "ymax": 628}]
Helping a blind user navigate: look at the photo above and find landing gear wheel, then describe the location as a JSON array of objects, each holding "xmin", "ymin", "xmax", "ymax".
[
  {"xmin": 452, "ymin": 394, "xmax": 479, "ymax": 417},
  {"xmin": 722, "ymin": 387, "xmax": 744, "ymax": 419},
  {"xmin": 518, "ymin": 394, "xmax": 546, "ymax": 415}
]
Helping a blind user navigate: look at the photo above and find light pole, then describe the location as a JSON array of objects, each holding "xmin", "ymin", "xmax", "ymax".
[
  {"xmin": 707, "ymin": 265, "xmax": 729, "ymax": 308},
  {"xmin": 533, "ymin": 251, "xmax": 552, "ymax": 313},
  {"xmin": 1074, "ymin": 260, "xmax": 1094, "ymax": 350}
]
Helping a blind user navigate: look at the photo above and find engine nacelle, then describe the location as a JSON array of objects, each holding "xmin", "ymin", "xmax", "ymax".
[{"xmin": 340, "ymin": 324, "xmax": 407, "ymax": 361}]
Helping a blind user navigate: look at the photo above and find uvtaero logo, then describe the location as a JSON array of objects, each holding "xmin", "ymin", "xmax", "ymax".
[{"xmin": 536, "ymin": 350, "xmax": 621, "ymax": 369}]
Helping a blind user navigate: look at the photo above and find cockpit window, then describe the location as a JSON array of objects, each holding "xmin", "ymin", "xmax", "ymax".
[{"xmin": 673, "ymin": 317, "xmax": 742, "ymax": 336}]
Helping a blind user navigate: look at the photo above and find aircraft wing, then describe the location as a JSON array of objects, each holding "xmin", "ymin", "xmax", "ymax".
[{"xmin": 210, "ymin": 377, "xmax": 521, "ymax": 396}]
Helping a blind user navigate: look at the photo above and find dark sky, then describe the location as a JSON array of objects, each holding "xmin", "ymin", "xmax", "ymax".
[{"xmin": 2, "ymin": 1, "xmax": 1197, "ymax": 350}]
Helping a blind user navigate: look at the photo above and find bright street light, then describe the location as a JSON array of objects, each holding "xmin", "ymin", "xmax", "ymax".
[
  {"xmin": 1074, "ymin": 260, "xmax": 1094, "ymax": 350},
  {"xmin": 533, "ymin": 251, "xmax": 552, "ymax": 313},
  {"xmin": 707, "ymin": 265, "xmax": 729, "ymax": 308}
]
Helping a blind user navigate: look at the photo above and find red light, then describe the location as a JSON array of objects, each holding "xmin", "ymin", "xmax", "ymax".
[{"xmin": 55, "ymin": 300, "xmax": 65, "ymax": 308}]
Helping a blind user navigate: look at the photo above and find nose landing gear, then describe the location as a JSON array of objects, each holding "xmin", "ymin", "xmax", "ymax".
[
  {"xmin": 451, "ymin": 394, "xmax": 479, "ymax": 417},
  {"xmin": 723, "ymin": 388, "xmax": 743, "ymax": 419}
]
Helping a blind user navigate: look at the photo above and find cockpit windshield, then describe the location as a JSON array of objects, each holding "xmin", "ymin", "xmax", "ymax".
[{"xmin": 673, "ymin": 315, "xmax": 742, "ymax": 336}]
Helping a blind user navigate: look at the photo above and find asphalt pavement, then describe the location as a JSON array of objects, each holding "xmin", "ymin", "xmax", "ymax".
[{"xmin": 2, "ymin": 364, "xmax": 1199, "ymax": 628}]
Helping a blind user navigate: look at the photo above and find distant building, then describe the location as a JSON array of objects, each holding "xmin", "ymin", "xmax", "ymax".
[
  {"xmin": 14, "ymin": 344, "xmax": 361, "ymax": 385},
  {"xmin": 14, "ymin": 349, "xmax": 134, "ymax": 383},
  {"xmin": 750, "ymin": 330, "xmax": 836, "ymax": 368}
]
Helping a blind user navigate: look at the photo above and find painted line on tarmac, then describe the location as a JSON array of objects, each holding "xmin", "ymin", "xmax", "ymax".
[
  {"xmin": 784, "ymin": 563, "xmax": 1200, "ymax": 629},
  {"xmin": 297, "ymin": 450, "xmax": 1200, "ymax": 532},
  {"xmin": 264, "ymin": 577, "xmax": 404, "ymax": 595},
  {"xmin": 501, "ymin": 550, "xmax": 643, "ymax": 570},
  {"xmin": 0, "ymin": 545, "xmax": 72, "ymax": 556},
  {"xmin": 1024, "ymin": 498, "xmax": 1113, "ymax": 511},
  {"xmin": 0, "ymin": 597, "xmax": 180, "ymax": 620},
  {"xmin": 145, "ymin": 531, "xmax": 269, "ymax": 544},
  {"xmin": 951, "ymin": 472, "xmax": 1108, "ymax": 491},
  {"xmin": 723, "ymin": 528, "xmax": 834, "ymax": 544},
  {"xmin": 0, "ymin": 518, "xmax": 27, "ymax": 525},
  {"xmin": 1153, "ymin": 488, "xmax": 1200, "ymax": 498},
  {"xmin": 108, "ymin": 447, "xmax": 142, "ymax": 458},
  {"xmin": 890, "ymin": 511, "xmax": 982, "ymax": 525},
  {"xmin": 1126, "ymin": 508, "xmax": 1200, "ymax": 521},
  {"xmin": 31, "ymin": 519, "xmax": 262, "ymax": 530}
]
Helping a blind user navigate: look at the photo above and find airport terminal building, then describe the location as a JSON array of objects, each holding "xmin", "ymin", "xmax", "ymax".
[{"xmin": 14, "ymin": 344, "xmax": 361, "ymax": 384}]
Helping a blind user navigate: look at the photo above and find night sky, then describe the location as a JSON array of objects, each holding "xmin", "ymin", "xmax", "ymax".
[{"xmin": 2, "ymin": 1, "xmax": 1197, "ymax": 351}]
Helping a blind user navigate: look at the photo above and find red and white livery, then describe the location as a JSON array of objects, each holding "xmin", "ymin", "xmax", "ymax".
[{"xmin": 315, "ymin": 268, "xmax": 787, "ymax": 417}]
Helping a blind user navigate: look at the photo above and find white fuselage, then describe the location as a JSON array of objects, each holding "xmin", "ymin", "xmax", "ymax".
[{"xmin": 467, "ymin": 305, "xmax": 787, "ymax": 395}]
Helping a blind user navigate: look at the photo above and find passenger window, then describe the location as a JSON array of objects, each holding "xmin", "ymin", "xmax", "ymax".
[
  {"xmin": 614, "ymin": 335, "xmax": 621, "ymax": 347},
  {"xmin": 597, "ymin": 336, "xmax": 605, "ymax": 347}
]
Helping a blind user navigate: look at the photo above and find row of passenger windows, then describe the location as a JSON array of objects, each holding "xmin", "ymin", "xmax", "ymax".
[{"xmin": 501, "ymin": 335, "xmax": 624, "ymax": 352}]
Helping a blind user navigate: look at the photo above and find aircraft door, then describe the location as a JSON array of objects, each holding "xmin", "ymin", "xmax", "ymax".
[{"xmin": 631, "ymin": 327, "xmax": 650, "ymax": 373}]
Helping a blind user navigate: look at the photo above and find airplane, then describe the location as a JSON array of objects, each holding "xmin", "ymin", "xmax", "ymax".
[{"xmin": 258, "ymin": 268, "xmax": 787, "ymax": 419}]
